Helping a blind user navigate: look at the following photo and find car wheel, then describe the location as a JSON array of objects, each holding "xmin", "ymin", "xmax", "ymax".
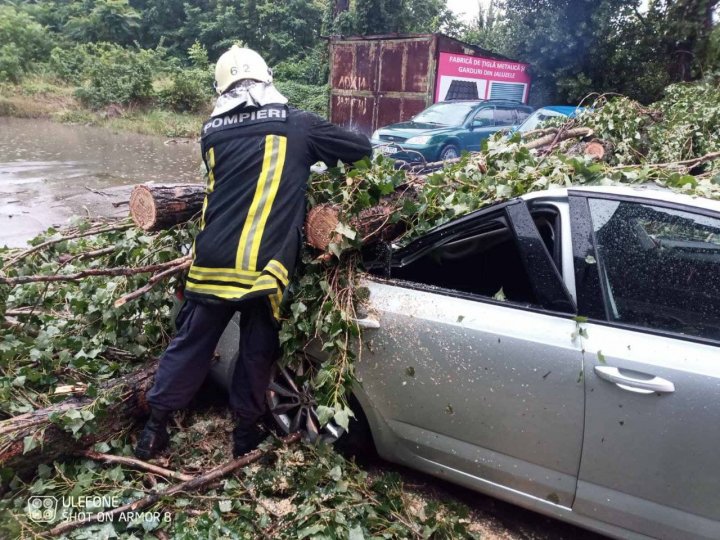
[
  {"xmin": 266, "ymin": 358, "xmax": 345, "ymax": 443},
  {"xmin": 439, "ymin": 144, "xmax": 460, "ymax": 161}
]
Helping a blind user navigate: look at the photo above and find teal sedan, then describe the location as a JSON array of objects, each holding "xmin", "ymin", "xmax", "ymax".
[{"xmin": 371, "ymin": 100, "xmax": 533, "ymax": 163}]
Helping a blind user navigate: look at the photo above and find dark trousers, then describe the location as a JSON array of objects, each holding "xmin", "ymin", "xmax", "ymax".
[{"xmin": 146, "ymin": 297, "xmax": 279, "ymax": 428}]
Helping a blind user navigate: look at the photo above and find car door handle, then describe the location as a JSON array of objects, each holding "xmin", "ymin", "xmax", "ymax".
[
  {"xmin": 352, "ymin": 316, "xmax": 380, "ymax": 329},
  {"xmin": 594, "ymin": 366, "xmax": 675, "ymax": 394}
]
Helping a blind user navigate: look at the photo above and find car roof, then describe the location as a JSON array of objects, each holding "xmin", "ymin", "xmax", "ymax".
[
  {"xmin": 437, "ymin": 99, "xmax": 529, "ymax": 106},
  {"xmin": 536, "ymin": 105, "xmax": 583, "ymax": 115},
  {"xmin": 522, "ymin": 184, "xmax": 720, "ymax": 213}
]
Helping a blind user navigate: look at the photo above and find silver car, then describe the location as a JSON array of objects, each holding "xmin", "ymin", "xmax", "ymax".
[{"xmin": 211, "ymin": 185, "xmax": 720, "ymax": 540}]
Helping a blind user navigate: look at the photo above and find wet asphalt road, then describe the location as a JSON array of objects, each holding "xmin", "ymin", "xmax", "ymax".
[{"xmin": 0, "ymin": 117, "xmax": 200, "ymax": 247}]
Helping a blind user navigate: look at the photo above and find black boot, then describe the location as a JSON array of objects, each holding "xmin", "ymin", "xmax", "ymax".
[
  {"xmin": 232, "ymin": 423, "xmax": 268, "ymax": 458},
  {"xmin": 134, "ymin": 408, "xmax": 170, "ymax": 460}
]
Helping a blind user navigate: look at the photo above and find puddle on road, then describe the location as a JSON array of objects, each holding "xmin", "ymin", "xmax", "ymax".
[{"xmin": 0, "ymin": 117, "xmax": 202, "ymax": 247}]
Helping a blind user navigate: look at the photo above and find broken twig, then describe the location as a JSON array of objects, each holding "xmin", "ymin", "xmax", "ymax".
[{"xmin": 80, "ymin": 450, "xmax": 194, "ymax": 482}]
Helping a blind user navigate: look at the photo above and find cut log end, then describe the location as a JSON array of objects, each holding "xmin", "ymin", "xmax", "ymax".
[
  {"xmin": 306, "ymin": 204, "xmax": 340, "ymax": 250},
  {"xmin": 129, "ymin": 185, "xmax": 158, "ymax": 231},
  {"xmin": 129, "ymin": 184, "xmax": 207, "ymax": 232},
  {"xmin": 584, "ymin": 141, "xmax": 606, "ymax": 160}
]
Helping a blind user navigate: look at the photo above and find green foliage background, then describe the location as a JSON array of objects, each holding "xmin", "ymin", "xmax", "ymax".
[
  {"xmin": 1, "ymin": 0, "xmax": 718, "ymax": 116},
  {"xmin": 0, "ymin": 66, "xmax": 719, "ymax": 540}
]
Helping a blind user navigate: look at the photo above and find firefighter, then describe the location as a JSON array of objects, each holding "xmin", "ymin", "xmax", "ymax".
[{"xmin": 134, "ymin": 46, "xmax": 371, "ymax": 459}]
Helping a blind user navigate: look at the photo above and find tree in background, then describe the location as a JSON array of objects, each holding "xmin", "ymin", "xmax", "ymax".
[
  {"xmin": 0, "ymin": 5, "xmax": 50, "ymax": 82},
  {"xmin": 2, "ymin": 0, "xmax": 718, "ymax": 110},
  {"xmin": 64, "ymin": 0, "xmax": 141, "ymax": 45},
  {"xmin": 324, "ymin": 0, "xmax": 459, "ymax": 37},
  {"xmin": 467, "ymin": 0, "xmax": 719, "ymax": 105}
]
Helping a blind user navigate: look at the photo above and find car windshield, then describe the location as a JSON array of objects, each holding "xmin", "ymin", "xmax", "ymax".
[
  {"xmin": 412, "ymin": 102, "xmax": 476, "ymax": 126},
  {"xmin": 517, "ymin": 108, "xmax": 566, "ymax": 132}
]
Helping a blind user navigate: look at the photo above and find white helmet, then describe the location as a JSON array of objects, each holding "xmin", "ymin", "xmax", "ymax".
[{"xmin": 214, "ymin": 45, "xmax": 273, "ymax": 94}]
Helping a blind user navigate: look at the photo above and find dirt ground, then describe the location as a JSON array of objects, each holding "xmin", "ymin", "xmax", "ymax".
[{"xmin": 376, "ymin": 461, "xmax": 608, "ymax": 540}]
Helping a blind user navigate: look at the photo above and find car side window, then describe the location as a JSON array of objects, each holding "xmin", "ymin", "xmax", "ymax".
[
  {"xmin": 588, "ymin": 198, "xmax": 720, "ymax": 341},
  {"xmin": 473, "ymin": 107, "xmax": 494, "ymax": 127},
  {"xmin": 516, "ymin": 108, "xmax": 531, "ymax": 123},
  {"xmin": 391, "ymin": 216, "xmax": 542, "ymax": 306},
  {"xmin": 494, "ymin": 106, "xmax": 516, "ymax": 126}
]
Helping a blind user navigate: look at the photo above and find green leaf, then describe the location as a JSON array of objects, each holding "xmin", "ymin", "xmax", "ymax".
[
  {"xmin": 334, "ymin": 407, "xmax": 351, "ymax": 431},
  {"xmin": 335, "ymin": 222, "xmax": 357, "ymax": 240},
  {"xmin": 298, "ymin": 524, "xmax": 325, "ymax": 539},
  {"xmin": 316, "ymin": 405, "xmax": 335, "ymax": 426},
  {"xmin": 348, "ymin": 525, "xmax": 365, "ymax": 540},
  {"xmin": 23, "ymin": 435, "xmax": 38, "ymax": 454},
  {"xmin": 493, "ymin": 287, "xmax": 506, "ymax": 301},
  {"xmin": 329, "ymin": 465, "xmax": 342, "ymax": 481}
]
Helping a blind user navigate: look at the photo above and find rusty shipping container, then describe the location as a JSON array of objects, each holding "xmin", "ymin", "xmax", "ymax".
[{"xmin": 328, "ymin": 33, "xmax": 531, "ymax": 136}]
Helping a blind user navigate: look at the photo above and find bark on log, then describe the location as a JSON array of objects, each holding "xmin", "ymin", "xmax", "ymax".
[
  {"xmin": 524, "ymin": 127, "xmax": 594, "ymax": 150},
  {"xmin": 0, "ymin": 362, "xmax": 156, "ymax": 481},
  {"xmin": 129, "ymin": 184, "xmax": 205, "ymax": 231}
]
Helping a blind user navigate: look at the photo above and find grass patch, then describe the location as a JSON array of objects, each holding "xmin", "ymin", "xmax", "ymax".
[
  {"xmin": 0, "ymin": 76, "xmax": 205, "ymax": 139},
  {"xmin": 107, "ymin": 109, "xmax": 204, "ymax": 138}
]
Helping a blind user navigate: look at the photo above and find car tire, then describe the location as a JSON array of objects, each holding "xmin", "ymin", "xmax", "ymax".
[{"xmin": 439, "ymin": 144, "xmax": 460, "ymax": 161}]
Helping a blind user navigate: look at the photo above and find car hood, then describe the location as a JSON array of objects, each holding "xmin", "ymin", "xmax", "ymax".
[{"xmin": 377, "ymin": 121, "xmax": 458, "ymax": 140}]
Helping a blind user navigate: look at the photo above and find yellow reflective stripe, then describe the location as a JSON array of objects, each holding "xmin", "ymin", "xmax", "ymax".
[
  {"xmin": 189, "ymin": 265, "xmax": 261, "ymax": 280},
  {"xmin": 248, "ymin": 136, "xmax": 286, "ymax": 269},
  {"xmin": 266, "ymin": 260, "xmax": 289, "ymax": 286},
  {"xmin": 200, "ymin": 147, "xmax": 216, "ymax": 230},
  {"xmin": 188, "ymin": 272, "xmax": 256, "ymax": 285},
  {"xmin": 185, "ymin": 278, "xmax": 279, "ymax": 297},
  {"xmin": 236, "ymin": 136, "xmax": 274, "ymax": 270},
  {"xmin": 269, "ymin": 291, "xmax": 281, "ymax": 320}
]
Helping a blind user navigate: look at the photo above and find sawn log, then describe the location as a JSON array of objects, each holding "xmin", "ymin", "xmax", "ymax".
[{"xmin": 129, "ymin": 184, "xmax": 206, "ymax": 231}]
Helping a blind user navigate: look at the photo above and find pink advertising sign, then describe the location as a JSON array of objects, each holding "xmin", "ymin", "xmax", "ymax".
[{"xmin": 435, "ymin": 52, "xmax": 531, "ymax": 103}]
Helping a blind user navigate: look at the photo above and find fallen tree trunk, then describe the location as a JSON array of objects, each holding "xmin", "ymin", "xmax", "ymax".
[
  {"xmin": 130, "ymin": 184, "xmax": 206, "ymax": 231},
  {"xmin": 129, "ymin": 182, "xmax": 407, "ymax": 251},
  {"xmin": 0, "ymin": 361, "xmax": 156, "ymax": 481},
  {"xmin": 127, "ymin": 128, "xmax": 598, "ymax": 252}
]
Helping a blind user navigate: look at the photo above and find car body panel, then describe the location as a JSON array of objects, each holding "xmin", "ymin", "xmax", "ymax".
[
  {"xmin": 574, "ymin": 323, "xmax": 720, "ymax": 540},
  {"xmin": 565, "ymin": 188, "xmax": 720, "ymax": 539},
  {"xmin": 356, "ymin": 280, "xmax": 585, "ymax": 506}
]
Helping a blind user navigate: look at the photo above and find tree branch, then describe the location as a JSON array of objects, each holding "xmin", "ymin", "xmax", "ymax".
[
  {"xmin": 1, "ymin": 256, "xmax": 191, "ymax": 286},
  {"xmin": 5, "ymin": 222, "xmax": 133, "ymax": 268},
  {"xmin": 48, "ymin": 433, "xmax": 301, "ymax": 537},
  {"xmin": 80, "ymin": 450, "xmax": 194, "ymax": 482}
]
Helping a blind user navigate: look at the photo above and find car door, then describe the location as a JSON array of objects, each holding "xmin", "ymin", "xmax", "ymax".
[
  {"xmin": 569, "ymin": 192, "xmax": 720, "ymax": 540},
  {"xmin": 463, "ymin": 106, "xmax": 496, "ymax": 151},
  {"xmin": 357, "ymin": 199, "xmax": 585, "ymax": 507},
  {"xmin": 493, "ymin": 105, "xmax": 517, "ymax": 130}
]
